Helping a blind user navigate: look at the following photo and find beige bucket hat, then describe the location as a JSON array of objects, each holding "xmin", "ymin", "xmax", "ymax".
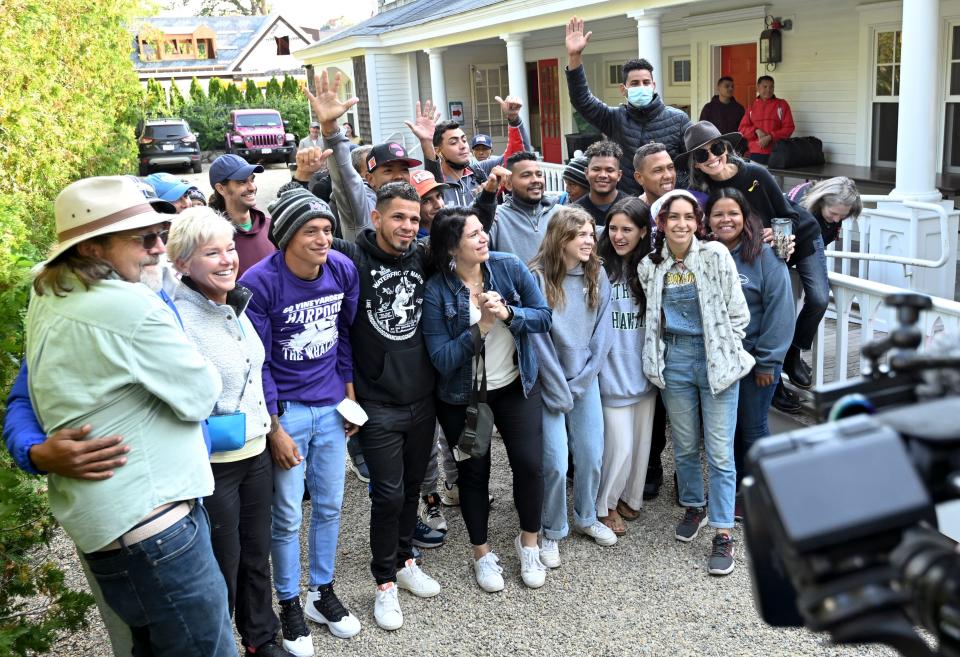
[{"xmin": 49, "ymin": 176, "xmax": 167, "ymax": 262}]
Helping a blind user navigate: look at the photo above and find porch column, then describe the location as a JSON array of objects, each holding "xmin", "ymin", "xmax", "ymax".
[
  {"xmin": 891, "ymin": 0, "xmax": 942, "ymax": 201},
  {"xmin": 627, "ymin": 9, "xmax": 665, "ymax": 92},
  {"xmin": 500, "ymin": 32, "xmax": 530, "ymax": 129},
  {"xmin": 425, "ymin": 47, "xmax": 448, "ymax": 120}
]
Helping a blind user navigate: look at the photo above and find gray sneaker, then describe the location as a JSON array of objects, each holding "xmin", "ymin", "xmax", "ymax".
[
  {"xmin": 708, "ymin": 534, "xmax": 735, "ymax": 575},
  {"xmin": 675, "ymin": 506, "xmax": 708, "ymax": 542}
]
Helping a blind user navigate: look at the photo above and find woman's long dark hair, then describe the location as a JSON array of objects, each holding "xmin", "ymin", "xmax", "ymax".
[
  {"xmin": 705, "ymin": 188, "xmax": 765, "ymax": 264},
  {"xmin": 687, "ymin": 138, "xmax": 744, "ymax": 192},
  {"xmin": 428, "ymin": 206, "xmax": 474, "ymax": 274},
  {"xmin": 648, "ymin": 194, "xmax": 707, "ymax": 265},
  {"xmin": 598, "ymin": 197, "xmax": 650, "ymax": 312}
]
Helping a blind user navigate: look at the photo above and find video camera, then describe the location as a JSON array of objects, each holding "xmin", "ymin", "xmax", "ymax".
[{"xmin": 743, "ymin": 293, "xmax": 960, "ymax": 657}]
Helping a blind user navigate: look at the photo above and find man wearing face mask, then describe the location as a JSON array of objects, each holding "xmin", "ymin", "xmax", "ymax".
[{"xmin": 564, "ymin": 16, "xmax": 691, "ymax": 196}]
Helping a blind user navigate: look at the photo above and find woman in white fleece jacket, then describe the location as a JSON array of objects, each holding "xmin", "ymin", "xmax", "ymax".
[{"xmin": 637, "ymin": 190, "xmax": 753, "ymax": 578}]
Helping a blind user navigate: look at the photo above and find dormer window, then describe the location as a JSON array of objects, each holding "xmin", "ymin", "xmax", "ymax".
[{"xmin": 137, "ymin": 25, "xmax": 217, "ymax": 61}]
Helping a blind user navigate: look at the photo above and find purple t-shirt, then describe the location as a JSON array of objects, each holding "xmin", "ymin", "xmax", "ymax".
[{"xmin": 240, "ymin": 250, "xmax": 359, "ymax": 414}]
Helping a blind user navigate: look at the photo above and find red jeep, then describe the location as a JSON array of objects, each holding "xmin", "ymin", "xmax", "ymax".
[{"xmin": 225, "ymin": 109, "xmax": 297, "ymax": 165}]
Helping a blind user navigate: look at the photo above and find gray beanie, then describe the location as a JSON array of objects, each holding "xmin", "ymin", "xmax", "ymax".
[
  {"xmin": 563, "ymin": 156, "xmax": 589, "ymax": 188},
  {"xmin": 267, "ymin": 186, "xmax": 338, "ymax": 251}
]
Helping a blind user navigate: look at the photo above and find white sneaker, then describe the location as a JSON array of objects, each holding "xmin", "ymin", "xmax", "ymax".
[
  {"xmin": 396, "ymin": 558, "xmax": 441, "ymax": 597},
  {"xmin": 373, "ymin": 582, "xmax": 403, "ymax": 631},
  {"xmin": 440, "ymin": 480, "xmax": 460, "ymax": 506},
  {"xmin": 305, "ymin": 586, "xmax": 362, "ymax": 639},
  {"xmin": 539, "ymin": 537, "xmax": 561, "ymax": 569},
  {"xmin": 473, "ymin": 552, "xmax": 505, "ymax": 592},
  {"xmin": 576, "ymin": 520, "xmax": 618, "ymax": 547},
  {"xmin": 515, "ymin": 535, "xmax": 546, "ymax": 589}
]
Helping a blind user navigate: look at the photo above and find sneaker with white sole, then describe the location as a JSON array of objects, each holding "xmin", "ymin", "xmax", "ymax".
[
  {"xmin": 420, "ymin": 493, "xmax": 448, "ymax": 533},
  {"xmin": 305, "ymin": 583, "xmax": 361, "ymax": 639},
  {"xmin": 473, "ymin": 552, "xmax": 505, "ymax": 592},
  {"xmin": 412, "ymin": 519, "xmax": 445, "ymax": 548},
  {"xmin": 373, "ymin": 582, "xmax": 403, "ymax": 631},
  {"xmin": 278, "ymin": 596, "xmax": 313, "ymax": 657},
  {"xmin": 708, "ymin": 533, "xmax": 736, "ymax": 576},
  {"xmin": 539, "ymin": 537, "xmax": 561, "ymax": 569},
  {"xmin": 514, "ymin": 535, "xmax": 546, "ymax": 589},
  {"xmin": 675, "ymin": 506, "xmax": 709, "ymax": 542},
  {"xmin": 440, "ymin": 480, "xmax": 460, "ymax": 506},
  {"xmin": 396, "ymin": 558, "xmax": 441, "ymax": 597},
  {"xmin": 576, "ymin": 520, "xmax": 618, "ymax": 547}
]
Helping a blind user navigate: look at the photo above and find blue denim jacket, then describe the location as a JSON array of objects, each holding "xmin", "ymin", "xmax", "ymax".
[{"xmin": 423, "ymin": 252, "xmax": 552, "ymax": 404}]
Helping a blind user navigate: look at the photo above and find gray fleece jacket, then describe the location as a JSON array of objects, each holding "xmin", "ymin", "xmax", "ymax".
[
  {"xmin": 489, "ymin": 195, "xmax": 562, "ymax": 268},
  {"xmin": 323, "ymin": 127, "xmax": 373, "ymax": 242},
  {"xmin": 638, "ymin": 238, "xmax": 754, "ymax": 395},
  {"xmin": 531, "ymin": 265, "xmax": 614, "ymax": 414}
]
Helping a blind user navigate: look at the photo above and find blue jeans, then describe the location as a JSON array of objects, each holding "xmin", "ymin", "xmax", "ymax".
[
  {"xmin": 792, "ymin": 235, "xmax": 829, "ymax": 350},
  {"xmin": 541, "ymin": 377, "xmax": 604, "ymax": 540},
  {"xmin": 272, "ymin": 401, "xmax": 346, "ymax": 599},
  {"xmin": 734, "ymin": 365, "xmax": 781, "ymax": 485},
  {"xmin": 83, "ymin": 503, "xmax": 234, "ymax": 657},
  {"xmin": 660, "ymin": 335, "xmax": 738, "ymax": 529}
]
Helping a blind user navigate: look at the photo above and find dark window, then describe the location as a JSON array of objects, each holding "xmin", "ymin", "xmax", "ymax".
[
  {"xmin": 871, "ymin": 103, "xmax": 898, "ymax": 167},
  {"xmin": 275, "ymin": 36, "xmax": 290, "ymax": 56},
  {"xmin": 145, "ymin": 122, "xmax": 189, "ymax": 139}
]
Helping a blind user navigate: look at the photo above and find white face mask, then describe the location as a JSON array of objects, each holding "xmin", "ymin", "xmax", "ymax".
[{"xmin": 627, "ymin": 86, "xmax": 654, "ymax": 108}]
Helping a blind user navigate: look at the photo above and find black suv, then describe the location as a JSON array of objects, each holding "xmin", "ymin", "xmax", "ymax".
[{"xmin": 137, "ymin": 118, "xmax": 202, "ymax": 176}]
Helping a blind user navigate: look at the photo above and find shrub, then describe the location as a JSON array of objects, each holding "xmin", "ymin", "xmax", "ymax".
[
  {"xmin": 264, "ymin": 76, "xmax": 282, "ymax": 102},
  {"xmin": 168, "ymin": 79, "xmax": 186, "ymax": 115},
  {"xmin": 244, "ymin": 78, "xmax": 262, "ymax": 105},
  {"xmin": 189, "ymin": 76, "xmax": 206, "ymax": 105}
]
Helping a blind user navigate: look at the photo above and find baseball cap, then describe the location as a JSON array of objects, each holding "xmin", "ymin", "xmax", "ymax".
[
  {"xmin": 128, "ymin": 176, "xmax": 177, "ymax": 214},
  {"xmin": 411, "ymin": 170, "xmax": 450, "ymax": 199},
  {"xmin": 366, "ymin": 142, "xmax": 421, "ymax": 172},
  {"xmin": 470, "ymin": 134, "xmax": 493, "ymax": 149},
  {"xmin": 144, "ymin": 172, "xmax": 191, "ymax": 203},
  {"xmin": 309, "ymin": 121, "xmax": 320, "ymax": 129},
  {"xmin": 209, "ymin": 153, "xmax": 265, "ymax": 187}
]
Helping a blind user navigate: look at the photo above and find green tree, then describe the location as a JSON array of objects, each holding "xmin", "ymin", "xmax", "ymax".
[
  {"xmin": 264, "ymin": 75, "xmax": 282, "ymax": 103},
  {"xmin": 165, "ymin": 0, "xmax": 270, "ymax": 15},
  {"xmin": 222, "ymin": 82, "xmax": 243, "ymax": 106},
  {"xmin": 168, "ymin": 79, "xmax": 186, "ymax": 115},
  {"xmin": 207, "ymin": 76, "xmax": 224, "ymax": 103},
  {"xmin": 281, "ymin": 74, "xmax": 300, "ymax": 98},
  {"xmin": 189, "ymin": 76, "xmax": 206, "ymax": 105},
  {"xmin": 0, "ymin": 0, "xmax": 142, "ymax": 649},
  {"xmin": 145, "ymin": 78, "xmax": 168, "ymax": 116},
  {"xmin": 244, "ymin": 78, "xmax": 262, "ymax": 105}
]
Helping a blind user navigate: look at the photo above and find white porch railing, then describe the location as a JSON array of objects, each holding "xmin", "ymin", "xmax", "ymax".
[{"xmin": 541, "ymin": 162, "xmax": 565, "ymax": 195}]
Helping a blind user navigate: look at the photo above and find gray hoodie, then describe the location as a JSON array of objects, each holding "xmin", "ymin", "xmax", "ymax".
[
  {"xmin": 532, "ymin": 265, "xmax": 614, "ymax": 413},
  {"xmin": 489, "ymin": 195, "xmax": 562, "ymax": 267},
  {"xmin": 599, "ymin": 274, "xmax": 652, "ymax": 407},
  {"xmin": 323, "ymin": 127, "xmax": 373, "ymax": 242}
]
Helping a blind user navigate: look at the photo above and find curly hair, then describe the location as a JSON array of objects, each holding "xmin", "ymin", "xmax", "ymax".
[{"xmin": 528, "ymin": 206, "xmax": 601, "ymax": 310}]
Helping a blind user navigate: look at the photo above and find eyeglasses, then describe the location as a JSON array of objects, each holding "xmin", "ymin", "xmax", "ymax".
[
  {"xmin": 693, "ymin": 141, "xmax": 726, "ymax": 164},
  {"xmin": 128, "ymin": 230, "xmax": 169, "ymax": 249}
]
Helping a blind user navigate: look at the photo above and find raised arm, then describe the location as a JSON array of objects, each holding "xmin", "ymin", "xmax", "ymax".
[
  {"xmin": 564, "ymin": 17, "xmax": 615, "ymax": 136},
  {"xmin": 476, "ymin": 95, "xmax": 531, "ymax": 172},
  {"xmin": 405, "ymin": 100, "xmax": 441, "ymax": 164}
]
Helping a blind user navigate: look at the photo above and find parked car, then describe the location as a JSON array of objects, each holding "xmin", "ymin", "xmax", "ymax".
[
  {"xmin": 137, "ymin": 118, "xmax": 202, "ymax": 176},
  {"xmin": 225, "ymin": 109, "xmax": 297, "ymax": 165}
]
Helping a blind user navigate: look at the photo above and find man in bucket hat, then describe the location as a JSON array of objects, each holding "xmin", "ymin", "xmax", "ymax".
[{"xmin": 24, "ymin": 176, "xmax": 234, "ymax": 656}]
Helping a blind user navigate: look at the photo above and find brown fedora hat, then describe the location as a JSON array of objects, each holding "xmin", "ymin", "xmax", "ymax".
[
  {"xmin": 675, "ymin": 121, "xmax": 743, "ymax": 162},
  {"xmin": 49, "ymin": 176, "xmax": 167, "ymax": 262}
]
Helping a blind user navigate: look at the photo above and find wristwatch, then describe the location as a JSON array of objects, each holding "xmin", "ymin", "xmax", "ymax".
[{"xmin": 503, "ymin": 306, "xmax": 515, "ymax": 327}]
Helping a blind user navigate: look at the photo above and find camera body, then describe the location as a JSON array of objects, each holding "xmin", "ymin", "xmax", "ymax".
[{"xmin": 743, "ymin": 293, "xmax": 960, "ymax": 657}]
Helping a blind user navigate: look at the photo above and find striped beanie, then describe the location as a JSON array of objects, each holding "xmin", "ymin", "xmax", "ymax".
[
  {"xmin": 267, "ymin": 186, "xmax": 338, "ymax": 251},
  {"xmin": 563, "ymin": 156, "xmax": 589, "ymax": 188}
]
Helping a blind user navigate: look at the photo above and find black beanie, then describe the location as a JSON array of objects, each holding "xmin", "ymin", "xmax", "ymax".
[
  {"xmin": 267, "ymin": 186, "xmax": 338, "ymax": 250},
  {"xmin": 563, "ymin": 156, "xmax": 589, "ymax": 188}
]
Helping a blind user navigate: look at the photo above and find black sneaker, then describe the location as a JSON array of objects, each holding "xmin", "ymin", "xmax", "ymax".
[
  {"xmin": 708, "ymin": 533, "xmax": 736, "ymax": 575},
  {"xmin": 244, "ymin": 639, "xmax": 296, "ymax": 656},
  {"xmin": 305, "ymin": 583, "xmax": 361, "ymax": 638},
  {"xmin": 277, "ymin": 596, "xmax": 312, "ymax": 656},
  {"xmin": 771, "ymin": 382, "xmax": 804, "ymax": 414},
  {"xmin": 411, "ymin": 519, "xmax": 445, "ymax": 548},
  {"xmin": 675, "ymin": 506, "xmax": 708, "ymax": 542}
]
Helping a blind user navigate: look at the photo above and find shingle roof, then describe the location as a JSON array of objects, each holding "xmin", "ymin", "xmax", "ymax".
[
  {"xmin": 130, "ymin": 15, "xmax": 270, "ymax": 70},
  {"xmin": 318, "ymin": 0, "xmax": 505, "ymax": 44}
]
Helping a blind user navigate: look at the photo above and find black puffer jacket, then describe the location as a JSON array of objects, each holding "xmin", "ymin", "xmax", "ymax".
[{"xmin": 566, "ymin": 64, "xmax": 692, "ymax": 195}]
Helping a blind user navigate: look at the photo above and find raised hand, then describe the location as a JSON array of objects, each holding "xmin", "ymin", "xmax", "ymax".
[
  {"xmin": 565, "ymin": 16, "xmax": 592, "ymax": 56},
  {"xmin": 293, "ymin": 146, "xmax": 334, "ymax": 181},
  {"xmin": 483, "ymin": 165, "xmax": 511, "ymax": 193},
  {"xmin": 494, "ymin": 95, "xmax": 523, "ymax": 122},
  {"xmin": 404, "ymin": 100, "xmax": 441, "ymax": 143},
  {"xmin": 306, "ymin": 70, "xmax": 359, "ymax": 131}
]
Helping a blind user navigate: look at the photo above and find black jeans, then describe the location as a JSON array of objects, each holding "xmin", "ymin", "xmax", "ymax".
[
  {"xmin": 648, "ymin": 391, "xmax": 668, "ymax": 472},
  {"xmin": 204, "ymin": 448, "xmax": 279, "ymax": 650},
  {"xmin": 358, "ymin": 395, "xmax": 436, "ymax": 584},
  {"xmin": 435, "ymin": 378, "xmax": 544, "ymax": 546}
]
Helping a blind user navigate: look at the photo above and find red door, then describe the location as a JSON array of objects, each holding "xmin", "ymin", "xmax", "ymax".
[
  {"xmin": 721, "ymin": 43, "xmax": 757, "ymax": 111},
  {"xmin": 537, "ymin": 58, "xmax": 562, "ymax": 163}
]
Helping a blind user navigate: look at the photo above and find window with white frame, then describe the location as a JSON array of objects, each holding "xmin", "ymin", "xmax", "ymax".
[
  {"xmin": 871, "ymin": 29, "xmax": 901, "ymax": 167},
  {"xmin": 670, "ymin": 57, "xmax": 691, "ymax": 85},
  {"xmin": 944, "ymin": 25, "xmax": 960, "ymax": 174},
  {"xmin": 471, "ymin": 64, "xmax": 509, "ymax": 138}
]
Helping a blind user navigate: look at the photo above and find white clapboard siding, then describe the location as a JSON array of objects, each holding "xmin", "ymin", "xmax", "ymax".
[{"xmin": 367, "ymin": 52, "xmax": 416, "ymax": 145}]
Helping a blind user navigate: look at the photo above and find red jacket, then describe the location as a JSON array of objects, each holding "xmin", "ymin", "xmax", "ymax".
[{"xmin": 738, "ymin": 96, "xmax": 795, "ymax": 156}]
